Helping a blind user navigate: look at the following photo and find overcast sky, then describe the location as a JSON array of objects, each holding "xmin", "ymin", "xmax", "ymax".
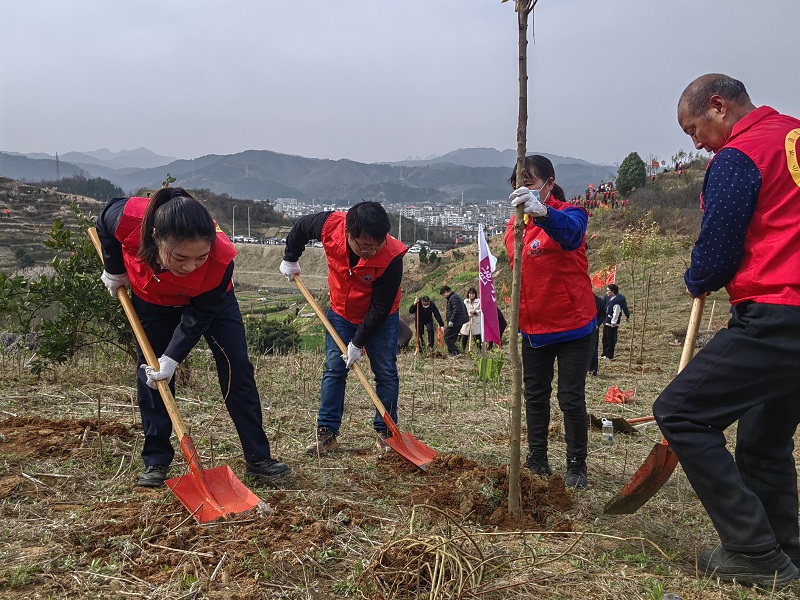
[{"xmin": 2, "ymin": 0, "xmax": 798, "ymax": 168}]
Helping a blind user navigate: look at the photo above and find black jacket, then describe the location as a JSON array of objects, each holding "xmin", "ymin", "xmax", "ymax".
[
  {"xmin": 445, "ymin": 292, "xmax": 469, "ymax": 328},
  {"xmin": 409, "ymin": 301, "xmax": 444, "ymax": 327}
]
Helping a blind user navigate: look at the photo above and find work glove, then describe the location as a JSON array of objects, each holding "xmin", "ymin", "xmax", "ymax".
[
  {"xmin": 341, "ymin": 341, "xmax": 362, "ymax": 369},
  {"xmin": 279, "ymin": 260, "xmax": 301, "ymax": 282},
  {"xmin": 447, "ymin": 321, "xmax": 454, "ymax": 328},
  {"xmin": 141, "ymin": 355, "xmax": 179, "ymax": 389},
  {"xmin": 509, "ymin": 186, "xmax": 548, "ymax": 218},
  {"xmin": 101, "ymin": 270, "xmax": 130, "ymax": 297}
]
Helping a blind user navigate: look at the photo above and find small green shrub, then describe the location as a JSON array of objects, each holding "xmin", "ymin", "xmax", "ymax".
[{"xmin": 244, "ymin": 315, "xmax": 300, "ymax": 354}]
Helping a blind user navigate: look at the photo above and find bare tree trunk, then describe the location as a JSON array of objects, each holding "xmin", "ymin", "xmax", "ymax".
[
  {"xmin": 508, "ymin": 0, "xmax": 536, "ymax": 522},
  {"xmin": 626, "ymin": 263, "xmax": 636, "ymax": 371},
  {"xmin": 637, "ymin": 272, "xmax": 652, "ymax": 365}
]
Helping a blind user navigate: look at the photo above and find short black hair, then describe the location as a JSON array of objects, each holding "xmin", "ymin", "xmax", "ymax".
[
  {"xmin": 421, "ymin": 295, "xmax": 430, "ymax": 302},
  {"xmin": 607, "ymin": 284, "xmax": 619, "ymax": 294},
  {"xmin": 346, "ymin": 201, "xmax": 391, "ymax": 241},
  {"xmin": 439, "ymin": 285, "xmax": 451, "ymax": 295}
]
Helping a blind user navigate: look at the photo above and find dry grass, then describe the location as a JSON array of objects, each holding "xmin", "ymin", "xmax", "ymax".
[{"xmin": 0, "ymin": 244, "xmax": 798, "ymax": 598}]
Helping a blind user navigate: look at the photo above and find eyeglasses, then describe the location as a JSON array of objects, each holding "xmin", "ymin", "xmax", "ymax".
[{"xmin": 350, "ymin": 235, "xmax": 385, "ymax": 254}]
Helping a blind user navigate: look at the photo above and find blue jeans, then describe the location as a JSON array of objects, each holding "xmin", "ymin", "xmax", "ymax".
[{"xmin": 319, "ymin": 309, "xmax": 400, "ymax": 434}]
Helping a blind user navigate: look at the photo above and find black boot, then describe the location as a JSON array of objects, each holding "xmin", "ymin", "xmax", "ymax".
[
  {"xmin": 137, "ymin": 465, "xmax": 169, "ymax": 488},
  {"xmin": 565, "ymin": 458, "xmax": 587, "ymax": 490},
  {"xmin": 525, "ymin": 451, "xmax": 552, "ymax": 477},
  {"xmin": 245, "ymin": 458, "xmax": 291, "ymax": 482}
]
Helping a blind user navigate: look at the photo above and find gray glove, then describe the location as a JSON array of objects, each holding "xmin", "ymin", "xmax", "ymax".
[
  {"xmin": 509, "ymin": 186, "xmax": 548, "ymax": 217},
  {"xmin": 101, "ymin": 270, "xmax": 130, "ymax": 297},
  {"xmin": 142, "ymin": 355, "xmax": 179, "ymax": 389},
  {"xmin": 341, "ymin": 341, "xmax": 362, "ymax": 369},
  {"xmin": 279, "ymin": 260, "xmax": 301, "ymax": 282}
]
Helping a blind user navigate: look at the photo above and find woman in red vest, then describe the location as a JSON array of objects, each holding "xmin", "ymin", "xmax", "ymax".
[
  {"xmin": 96, "ymin": 187, "xmax": 290, "ymax": 488},
  {"xmin": 504, "ymin": 155, "xmax": 597, "ymax": 490}
]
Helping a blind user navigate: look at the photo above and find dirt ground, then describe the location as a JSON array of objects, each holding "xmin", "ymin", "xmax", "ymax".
[{"xmin": 0, "ymin": 411, "xmax": 577, "ymax": 599}]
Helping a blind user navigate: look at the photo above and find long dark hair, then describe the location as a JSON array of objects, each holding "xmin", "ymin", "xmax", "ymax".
[
  {"xmin": 508, "ymin": 155, "xmax": 566, "ymax": 201},
  {"xmin": 138, "ymin": 187, "xmax": 216, "ymax": 271}
]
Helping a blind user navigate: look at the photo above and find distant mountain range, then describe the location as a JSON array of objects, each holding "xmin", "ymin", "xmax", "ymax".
[{"xmin": 0, "ymin": 147, "xmax": 616, "ymax": 203}]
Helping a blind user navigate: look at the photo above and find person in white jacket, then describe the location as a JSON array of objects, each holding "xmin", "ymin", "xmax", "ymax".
[{"xmin": 459, "ymin": 287, "xmax": 482, "ymax": 351}]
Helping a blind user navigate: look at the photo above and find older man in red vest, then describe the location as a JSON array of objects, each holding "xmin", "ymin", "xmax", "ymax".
[{"xmin": 653, "ymin": 73, "xmax": 800, "ymax": 585}]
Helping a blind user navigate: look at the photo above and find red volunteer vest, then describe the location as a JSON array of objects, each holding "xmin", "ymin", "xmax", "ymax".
[
  {"xmin": 504, "ymin": 200, "xmax": 596, "ymax": 335},
  {"xmin": 321, "ymin": 212, "xmax": 407, "ymax": 323},
  {"xmin": 115, "ymin": 197, "xmax": 237, "ymax": 306},
  {"xmin": 708, "ymin": 106, "xmax": 800, "ymax": 306}
]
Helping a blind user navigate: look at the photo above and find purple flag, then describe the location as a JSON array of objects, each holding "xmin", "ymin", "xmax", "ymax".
[{"xmin": 478, "ymin": 225, "xmax": 501, "ymax": 345}]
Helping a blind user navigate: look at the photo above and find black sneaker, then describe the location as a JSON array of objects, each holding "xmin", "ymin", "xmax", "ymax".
[
  {"xmin": 245, "ymin": 458, "xmax": 291, "ymax": 482},
  {"xmin": 565, "ymin": 459, "xmax": 588, "ymax": 490},
  {"xmin": 525, "ymin": 452, "xmax": 553, "ymax": 477},
  {"xmin": 305, "ymin": 427, "xmax": 339, "ymax": 455},
  {"xmin": 375, "ymin": 429, "xmax": 392, "ymax": 453},
  {"xmin": 698, "ymin": 544, "xmax": 798, "ymax": 585},
  {"xmin": 137, "ymin": 465, "xmax": 169, "ymax": 488}
]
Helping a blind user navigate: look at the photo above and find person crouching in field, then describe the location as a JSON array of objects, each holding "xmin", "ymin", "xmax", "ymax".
[
  {"xmin": 279, "ymin": 201, "xmax": 407, "ymax": 454},
  {"xmin": 95, "ymin": 188, "xmax": 291, "ymax": 488}
]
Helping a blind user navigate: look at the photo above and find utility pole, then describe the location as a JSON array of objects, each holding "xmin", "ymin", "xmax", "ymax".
[
  {"xmin": 232, "ymin": 205, "xmax": 237, "ymax": 239},
  {"xmin": 398, "ymin": 205, "xmax": 402, "ymax": 244},
  {"xmin": 247, "ymin": 205, "xmax": 251, "ymax": 238}
]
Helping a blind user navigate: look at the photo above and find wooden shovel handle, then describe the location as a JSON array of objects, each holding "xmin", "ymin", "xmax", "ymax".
[
  {"xmin": 293, "ymin": 275, "xmax": 392, "ymax": 423},
  {"xmin": 88, "ymin": 227, "xmax": 190, "ymax": 440},
  {"xmin": 679, "ymin": 295, "xmax": 706, "ymax": 374}
]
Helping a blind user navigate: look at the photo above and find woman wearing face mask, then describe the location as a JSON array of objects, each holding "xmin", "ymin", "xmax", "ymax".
[
  {"xmin": 504, "ymin": 155, "xmax": 596, "ymax": 490},
  {"xmin": 95, "ymin": 188, "xmax": 291, "ymax": 488}
]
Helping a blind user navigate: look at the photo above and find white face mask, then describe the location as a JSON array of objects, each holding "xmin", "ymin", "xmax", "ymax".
[{"xmin": 531, "ymin": 181, "xmax": 550, "ymax": 203}]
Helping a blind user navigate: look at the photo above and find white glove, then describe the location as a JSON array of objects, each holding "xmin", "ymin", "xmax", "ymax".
[
  {"xmin": 341, "ymin": 341, "xmax": 362, "ymax": 369},
  {"xmin": 279, "ymin": 260, "xmax": 301, "ymax": 282},
  {"xmin": 448, "ymin": 321, "xmax": 454, "ymax": 328},
  {"xmin": 141, "ymin": 355, "xmax": 179, "ymax": 389},
  {"xmin": 101, "ymin": 270, "xmax": 130, "ymax": 297},
  {"xmin": 509, "ymin": 186, "xmax": 548, "ymax": 218}
]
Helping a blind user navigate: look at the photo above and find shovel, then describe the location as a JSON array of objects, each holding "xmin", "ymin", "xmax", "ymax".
[
  {"xmin": 604, "ymin": 295, "xmax": 705, "ymax": 514},
  {"xmin": 293, "ymin": 275, "xmax": 437, "ymax": 470},
  {"xmin": 88, "ymin": 228, "xmax": 261, "ymax": 523}
]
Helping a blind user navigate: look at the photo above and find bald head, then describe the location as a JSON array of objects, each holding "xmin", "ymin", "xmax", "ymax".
[{"xmin": 678, "ymin": 74, "xmax": 752, "ymax": 116}]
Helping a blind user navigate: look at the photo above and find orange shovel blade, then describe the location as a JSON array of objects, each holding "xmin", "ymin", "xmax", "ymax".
[
  {"xmin": 166, "ymin": 465, "xmax": 261, "ymax": 523},
  {"xmin": 385, "ymin": 432, "xmax": 437, "ymax": 470},
  {"xmin": 603, "ymin": 443, "xmax": 680, "ymax": 514}
]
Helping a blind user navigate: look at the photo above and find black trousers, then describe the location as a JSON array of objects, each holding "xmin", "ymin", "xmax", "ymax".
[
  {"xmin": 586, "ymin": 327, "xmax": 599, "ymax": 374},
  {"xmin": 416, "ymin": 320, "xmax": 436, "ymax": 348},
  {"xmin": 522, "ymin": 334, "xmax": 591, "ymax": 462},
  {"xmin": 443, "ymin": 325, "xmax": 461, "ymax": 355},
  {"xmin": 654, "ymin": 302, "xmax": 800, "ymax": 561},
  {"xmin": 601, "ymin": 324, "xmax": 618, "ymax": 358},
  {"xmin": 131, "ymin": 290, "xmax": 272, "ymax": 467}
]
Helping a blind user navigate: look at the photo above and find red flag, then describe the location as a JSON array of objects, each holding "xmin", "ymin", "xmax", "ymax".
[
  {"xmin": 477, "ymin": 225, "xmax": 501, "ymax": 346},
  {"xmin": 591, "ymin": 265, "xmax": 616, "ymax": 289},
  {"xmin": 651, "ymin": 159, "xmax": 659, "ymax": 169},
  {"xmin": 437, "ymin": 325, "xmax": 443, "ymax": 346}
]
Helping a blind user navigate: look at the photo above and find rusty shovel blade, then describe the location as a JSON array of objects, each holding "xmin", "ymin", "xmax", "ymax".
[
  {"xmin": 166, "ymin": 464, "xmax": 262, "ymax": 523},
  {"xmin": 384, "ymin": 429, "xmax": 438, "ymax": 470},
  {"xmin": 603, "ymin": 443, "xmax": 680, "ymax": 514}
]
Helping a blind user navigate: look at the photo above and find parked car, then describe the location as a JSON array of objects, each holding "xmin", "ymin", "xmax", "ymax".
[
  {"xmin": 313, "ymin": 241, "xmax": 324, "ymax": 248},
  {"xmin": 408, "ymin": 245, "xmax": 421, "ymax": 254}
]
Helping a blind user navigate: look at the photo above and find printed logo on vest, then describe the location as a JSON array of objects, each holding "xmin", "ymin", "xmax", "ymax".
[
  {"xmin": 363, "ymin": 274, "xmax": 374, "ymax": 282},
  {"xmin": 527, "ymin": 239, "xmax": 543, "ymax": 257}
]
